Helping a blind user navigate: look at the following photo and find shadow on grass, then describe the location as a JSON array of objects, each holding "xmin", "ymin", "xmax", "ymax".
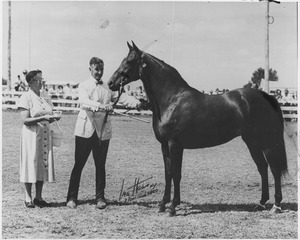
[
  {"xmin": 49, "ymin": 199, "xmax": 297, "ymax": 215},
  {"xmin": 175, "ymin": 202, "xmax": 298, "ymax": 216}
]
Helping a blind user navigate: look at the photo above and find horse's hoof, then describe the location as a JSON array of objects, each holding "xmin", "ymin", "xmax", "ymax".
[
  {"xmin": 158, "ymin": 205, "xmax": 166, "ymax": 213},
  {"xmin": 166, "ymin": 207, "xmax": 175, "ymax": 217},
  {"xmin": 270, "ymin": 204, "xmax": 282, "ymax": 214},
  {"xmin": 254, "ymin": 203, "xmax": 266, "ymax": 211}
]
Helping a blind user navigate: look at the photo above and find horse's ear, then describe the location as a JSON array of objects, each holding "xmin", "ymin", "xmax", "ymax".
[
  {"xmin": 127, "ymin": 41, "xmax": 133, "ymax": 51},
  {"xmin": 131, "ymin": 41, "xmax": 140, "ymax": 52}
]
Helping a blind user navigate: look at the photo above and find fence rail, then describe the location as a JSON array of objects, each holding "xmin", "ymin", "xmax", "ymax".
[{"xmin": 2, "ymin": 91, "xmax": 298, "ymax": 120}]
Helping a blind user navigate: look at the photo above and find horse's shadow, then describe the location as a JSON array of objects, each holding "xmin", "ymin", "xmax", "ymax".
[
  {"xmin": 174, "ymin": 202, "xmax": 298, "ymax": 216},
  {"xmin": 49, "ymin": 199, "xmax": 297, "ymax": 216}
]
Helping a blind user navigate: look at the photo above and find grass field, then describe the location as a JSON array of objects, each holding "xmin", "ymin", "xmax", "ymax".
[{"xmin": 2, "ymin": 110, "xmax": 298, "ymax": 238}]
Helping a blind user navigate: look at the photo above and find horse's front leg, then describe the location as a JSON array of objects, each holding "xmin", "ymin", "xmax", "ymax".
[
  {"xmin": 158, "ymin": 142, "xmax": 172, "ymax": 213},
  {"xmin": 166, "ymin": 141, "xmax": 184, "ymax": 217}
]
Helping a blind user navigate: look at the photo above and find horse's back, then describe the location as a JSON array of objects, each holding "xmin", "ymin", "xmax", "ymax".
[{"xmin": 155, "ymin": 87, "xmax": 283, "ymax": 149}]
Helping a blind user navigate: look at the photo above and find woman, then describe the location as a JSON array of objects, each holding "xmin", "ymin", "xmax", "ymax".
[{"xmin": 18, "ymin": 70, "xmax": 61, "ymax": 208}]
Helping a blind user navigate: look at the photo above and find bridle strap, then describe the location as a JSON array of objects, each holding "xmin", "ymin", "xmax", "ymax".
[
  {"xmin": 99, "ymin": 80, "xmax": 124, "ymax": 145},
  {"xmin": 113, "ymin": 79, "xmax": 124, "ymax": 108}
]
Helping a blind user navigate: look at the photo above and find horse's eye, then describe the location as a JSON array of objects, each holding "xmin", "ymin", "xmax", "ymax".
[{"xmin": 121, "ymin": 72, "xmax": 129, "ymax": 78}]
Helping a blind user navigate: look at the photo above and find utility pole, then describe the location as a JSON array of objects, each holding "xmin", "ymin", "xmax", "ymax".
[
  {"xmin": 28, "ymin": 2, "xmax": 32, "ymax": 70},
  {"xmin": 264, "ymin": 0, "xmax": 280, "ymax": 93},
  {"xmin": 8, "ymin": 1, "xmax": 11, "ymax": 90},
  {"xmin": 171, "ymin": 2, "xmax": 175, "ymax": 66}
]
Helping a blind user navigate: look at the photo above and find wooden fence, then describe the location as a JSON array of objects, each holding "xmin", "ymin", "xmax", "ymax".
[
  {"xmin": 2, "ymin": 91, "xmax": 298, "ymax": 120},
  {"xmin": 1, "ymin": 91, "xmax": 152, "ymax": 115}
]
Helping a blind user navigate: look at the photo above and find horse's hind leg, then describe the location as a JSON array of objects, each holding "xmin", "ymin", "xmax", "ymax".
[
  {"xmin": 242, "ymin": 137, "xmax": 269, "ymax": 210},
  {"xmin": 263, "ymin": 143, "xmax": 286, "ymax": 213},
  {"xmin": 158, "ymin": 142, "xmax": 172, "ymax": 213}
]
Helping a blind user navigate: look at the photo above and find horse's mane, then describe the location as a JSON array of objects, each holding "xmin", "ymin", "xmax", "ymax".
[
  {"xmin": 141, "ymin": 52, "xmax": 192, "ymax": 122},
  {"xmin": 144, "ymin": 52, "xmax": 189, "ymax": 87}
]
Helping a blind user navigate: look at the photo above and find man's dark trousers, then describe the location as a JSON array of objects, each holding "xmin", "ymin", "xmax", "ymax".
[{"xmin": 67, "ymin": 131, "xmax": 110, "ymax": 202}]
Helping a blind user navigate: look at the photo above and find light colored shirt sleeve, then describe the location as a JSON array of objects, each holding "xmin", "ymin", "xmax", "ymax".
[
  {"xmin": 112, "ymin": 91, "xmax": 140, "ymax": 108},
  {"xmin": 78, "ymin": 84, "xmax": 100, "ymax": 111},
  {"xmin": 18, "ymin": 93, "xmax": 30, "ymax": 110}
]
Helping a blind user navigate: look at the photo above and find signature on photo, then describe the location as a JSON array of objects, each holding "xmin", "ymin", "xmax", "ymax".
[{"xmin": 119, "ymin": 176, "xmax": 158, "ymax": 201}]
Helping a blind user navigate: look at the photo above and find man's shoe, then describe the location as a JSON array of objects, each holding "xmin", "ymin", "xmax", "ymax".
[
  {"xmin": 33, "ymin": 198, "xmax": 52, "ymax": 207},
  {"xmin": 96, "ymin": 199, "xmax": 107, "ymax": 209},
  {"xmin": 66, "ymin": 200, "xmax": 77, "ymax": 209},
  {"xmin": 25, "ymin": 201, "xmax": 35, "ymax": 208}
]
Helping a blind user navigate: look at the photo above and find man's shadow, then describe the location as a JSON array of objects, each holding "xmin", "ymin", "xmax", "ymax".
[{"xmin": 49, "ymin": 200, "xmax": 297, "ymax": 216}]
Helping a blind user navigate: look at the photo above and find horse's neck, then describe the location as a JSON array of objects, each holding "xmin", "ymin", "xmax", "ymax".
[{"xmin": 141, "ymin": 55, "xmax": 189, "ymax": 119}]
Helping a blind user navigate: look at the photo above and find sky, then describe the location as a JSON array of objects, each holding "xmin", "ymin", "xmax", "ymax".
[{"xmin": 1, "ymin": 0, "xmax": 298, "ymax": 92}]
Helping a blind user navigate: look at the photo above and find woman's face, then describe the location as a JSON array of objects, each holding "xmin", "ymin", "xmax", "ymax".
[{"xmin": 29, "ymin": 73, "xmax": 43, "ymax": 90}]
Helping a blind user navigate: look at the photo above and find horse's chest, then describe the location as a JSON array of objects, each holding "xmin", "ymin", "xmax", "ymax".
[{"xmin": 153, "ymin": 117, "xmax": 179, "ymax": 142}]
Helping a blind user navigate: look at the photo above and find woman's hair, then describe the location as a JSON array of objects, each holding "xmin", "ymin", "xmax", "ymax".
[{"xmin": 26, "ymin": 70, "xmax": 42, "ymax": 83}]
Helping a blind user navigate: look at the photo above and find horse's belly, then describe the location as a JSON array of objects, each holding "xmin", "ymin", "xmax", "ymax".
[
  {"xmin": 180, "ymin": 133, "xmax": 238, "ymax": 149},
  {"xmin": 178, "ymin": 124, "xmax": 242, "ymax": 149}
]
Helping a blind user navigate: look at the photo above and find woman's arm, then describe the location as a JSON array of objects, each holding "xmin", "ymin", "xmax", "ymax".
[{"xmin": 20, "ymin": 108, "xmax": 55, "ymax": 126}]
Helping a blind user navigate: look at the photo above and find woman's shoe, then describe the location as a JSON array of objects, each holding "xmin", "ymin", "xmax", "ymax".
[
  {"xmin": 25, "ymin": 201, "xmax": 35, "ymax": 208},
  {"xmin": 33, "ymin": 198, "xmax": 52, "ymax": 207}
]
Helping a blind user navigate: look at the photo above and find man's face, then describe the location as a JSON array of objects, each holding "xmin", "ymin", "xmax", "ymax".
[{"xmin": 90, "ymin": 63, "xmax": 103, "ymax": 81}]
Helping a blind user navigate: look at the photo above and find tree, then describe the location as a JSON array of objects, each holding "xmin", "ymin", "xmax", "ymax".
[
  {"xmin": 251, "ymin": 67, "xmax": 278, "ymax": 84},
  {"xmin": 244, "ymin": 67, "xmax": 279, "ymax": 89}
]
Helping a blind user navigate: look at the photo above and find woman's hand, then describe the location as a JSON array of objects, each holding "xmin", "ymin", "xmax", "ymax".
[
  {"xmin": 53, "ymin": 116, "xmax": 62, "ymax": 121},
  {"xmin": 48, "ymin": 115, "xmax": 62, "ymax": 123},
  {"xmin": 43, "ymin": 114, "xmax": 56, "ymax": 122}
]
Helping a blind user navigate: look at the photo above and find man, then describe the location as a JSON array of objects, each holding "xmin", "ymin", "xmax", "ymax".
[
  {"xmin": 66, "ymin": 57, "xmax": 140, "ymax": 209},
  {"xmin": 14, "ymin": 75, "xmax": 21, "ymax": 91},
  {"xmin": 281, "ymin": 88, "xmax": 293, "ymax": 106},
  {"xmin": 63, "ymin": 83, "xmax": 72, "ymax": 100}
]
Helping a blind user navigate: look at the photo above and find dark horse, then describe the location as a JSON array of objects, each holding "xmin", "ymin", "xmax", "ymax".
[{"xmin": 108, "ymin": 41, "xmax": 288, "ymax": 216}]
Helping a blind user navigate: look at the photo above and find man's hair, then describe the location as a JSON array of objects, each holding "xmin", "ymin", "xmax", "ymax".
[
  {"xmin": 89, "ymin": 57, "xmax": 104, "ymax": 67},
  {"xmin": 26, "ymin": 69, "xmax": 42, "ymax": 83}
]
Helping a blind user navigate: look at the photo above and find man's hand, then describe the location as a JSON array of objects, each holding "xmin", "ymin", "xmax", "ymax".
[
  {"xmin": 103, "ymin": 104, "xmax": 113, "ymax": 112},
  {"xmin": 98, "ymin": 103, "xmax": 113, "ymax": 112},
  {"xmin": 136, "ymin": 102, "xmax": 142, "ymax": 111}
]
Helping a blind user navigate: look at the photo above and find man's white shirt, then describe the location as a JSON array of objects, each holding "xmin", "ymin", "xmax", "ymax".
[{"xmin": 74, "ymin": 76, "xmax": 140, "ymax": 139}]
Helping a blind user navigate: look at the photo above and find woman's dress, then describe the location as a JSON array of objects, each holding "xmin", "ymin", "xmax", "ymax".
[{"xmin": 19, "ymin": 90, "xmax": 55, "ymax": 183}]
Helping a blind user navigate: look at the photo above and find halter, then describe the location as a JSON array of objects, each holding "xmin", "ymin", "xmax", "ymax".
[
  {"xmin": 113, "ymin": 79, "xmax": 124, "ymax": 107},
  {"xmin": 138, "ymin": 54, "xmax": 147, "ymax": 78}
]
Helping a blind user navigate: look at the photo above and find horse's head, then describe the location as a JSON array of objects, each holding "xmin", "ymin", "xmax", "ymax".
[{"xmin": 108, "ymin": 41, "xmax": 143, "ymax": 91}]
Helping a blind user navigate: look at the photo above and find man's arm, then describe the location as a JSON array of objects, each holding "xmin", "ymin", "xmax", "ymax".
[
  {"xmin": 112, "ymin": 91, "xmax": 140, "ymax": 108},
  {"xmin": 79, "ymin": 85, "xmax": 101, "ymax": 111}
]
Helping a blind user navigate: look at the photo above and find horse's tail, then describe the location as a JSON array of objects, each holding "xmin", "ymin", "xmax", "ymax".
[
  {"xmin": 261, "ymin": 91, "xmax": 284, "ymax": 123},
  {"xmin": 261, "ymin": 91, "xmax": 288, "ymax": 176}
]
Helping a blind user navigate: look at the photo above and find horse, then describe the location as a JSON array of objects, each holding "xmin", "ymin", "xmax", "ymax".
[{"xmin": 108, "ymin": 41, "xmax": 288, "ymax": 217}]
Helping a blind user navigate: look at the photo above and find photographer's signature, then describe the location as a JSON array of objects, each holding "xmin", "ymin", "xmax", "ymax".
[{"xmin": 119, "ymin": 176, "xmax": 158, "ymax": 201}]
